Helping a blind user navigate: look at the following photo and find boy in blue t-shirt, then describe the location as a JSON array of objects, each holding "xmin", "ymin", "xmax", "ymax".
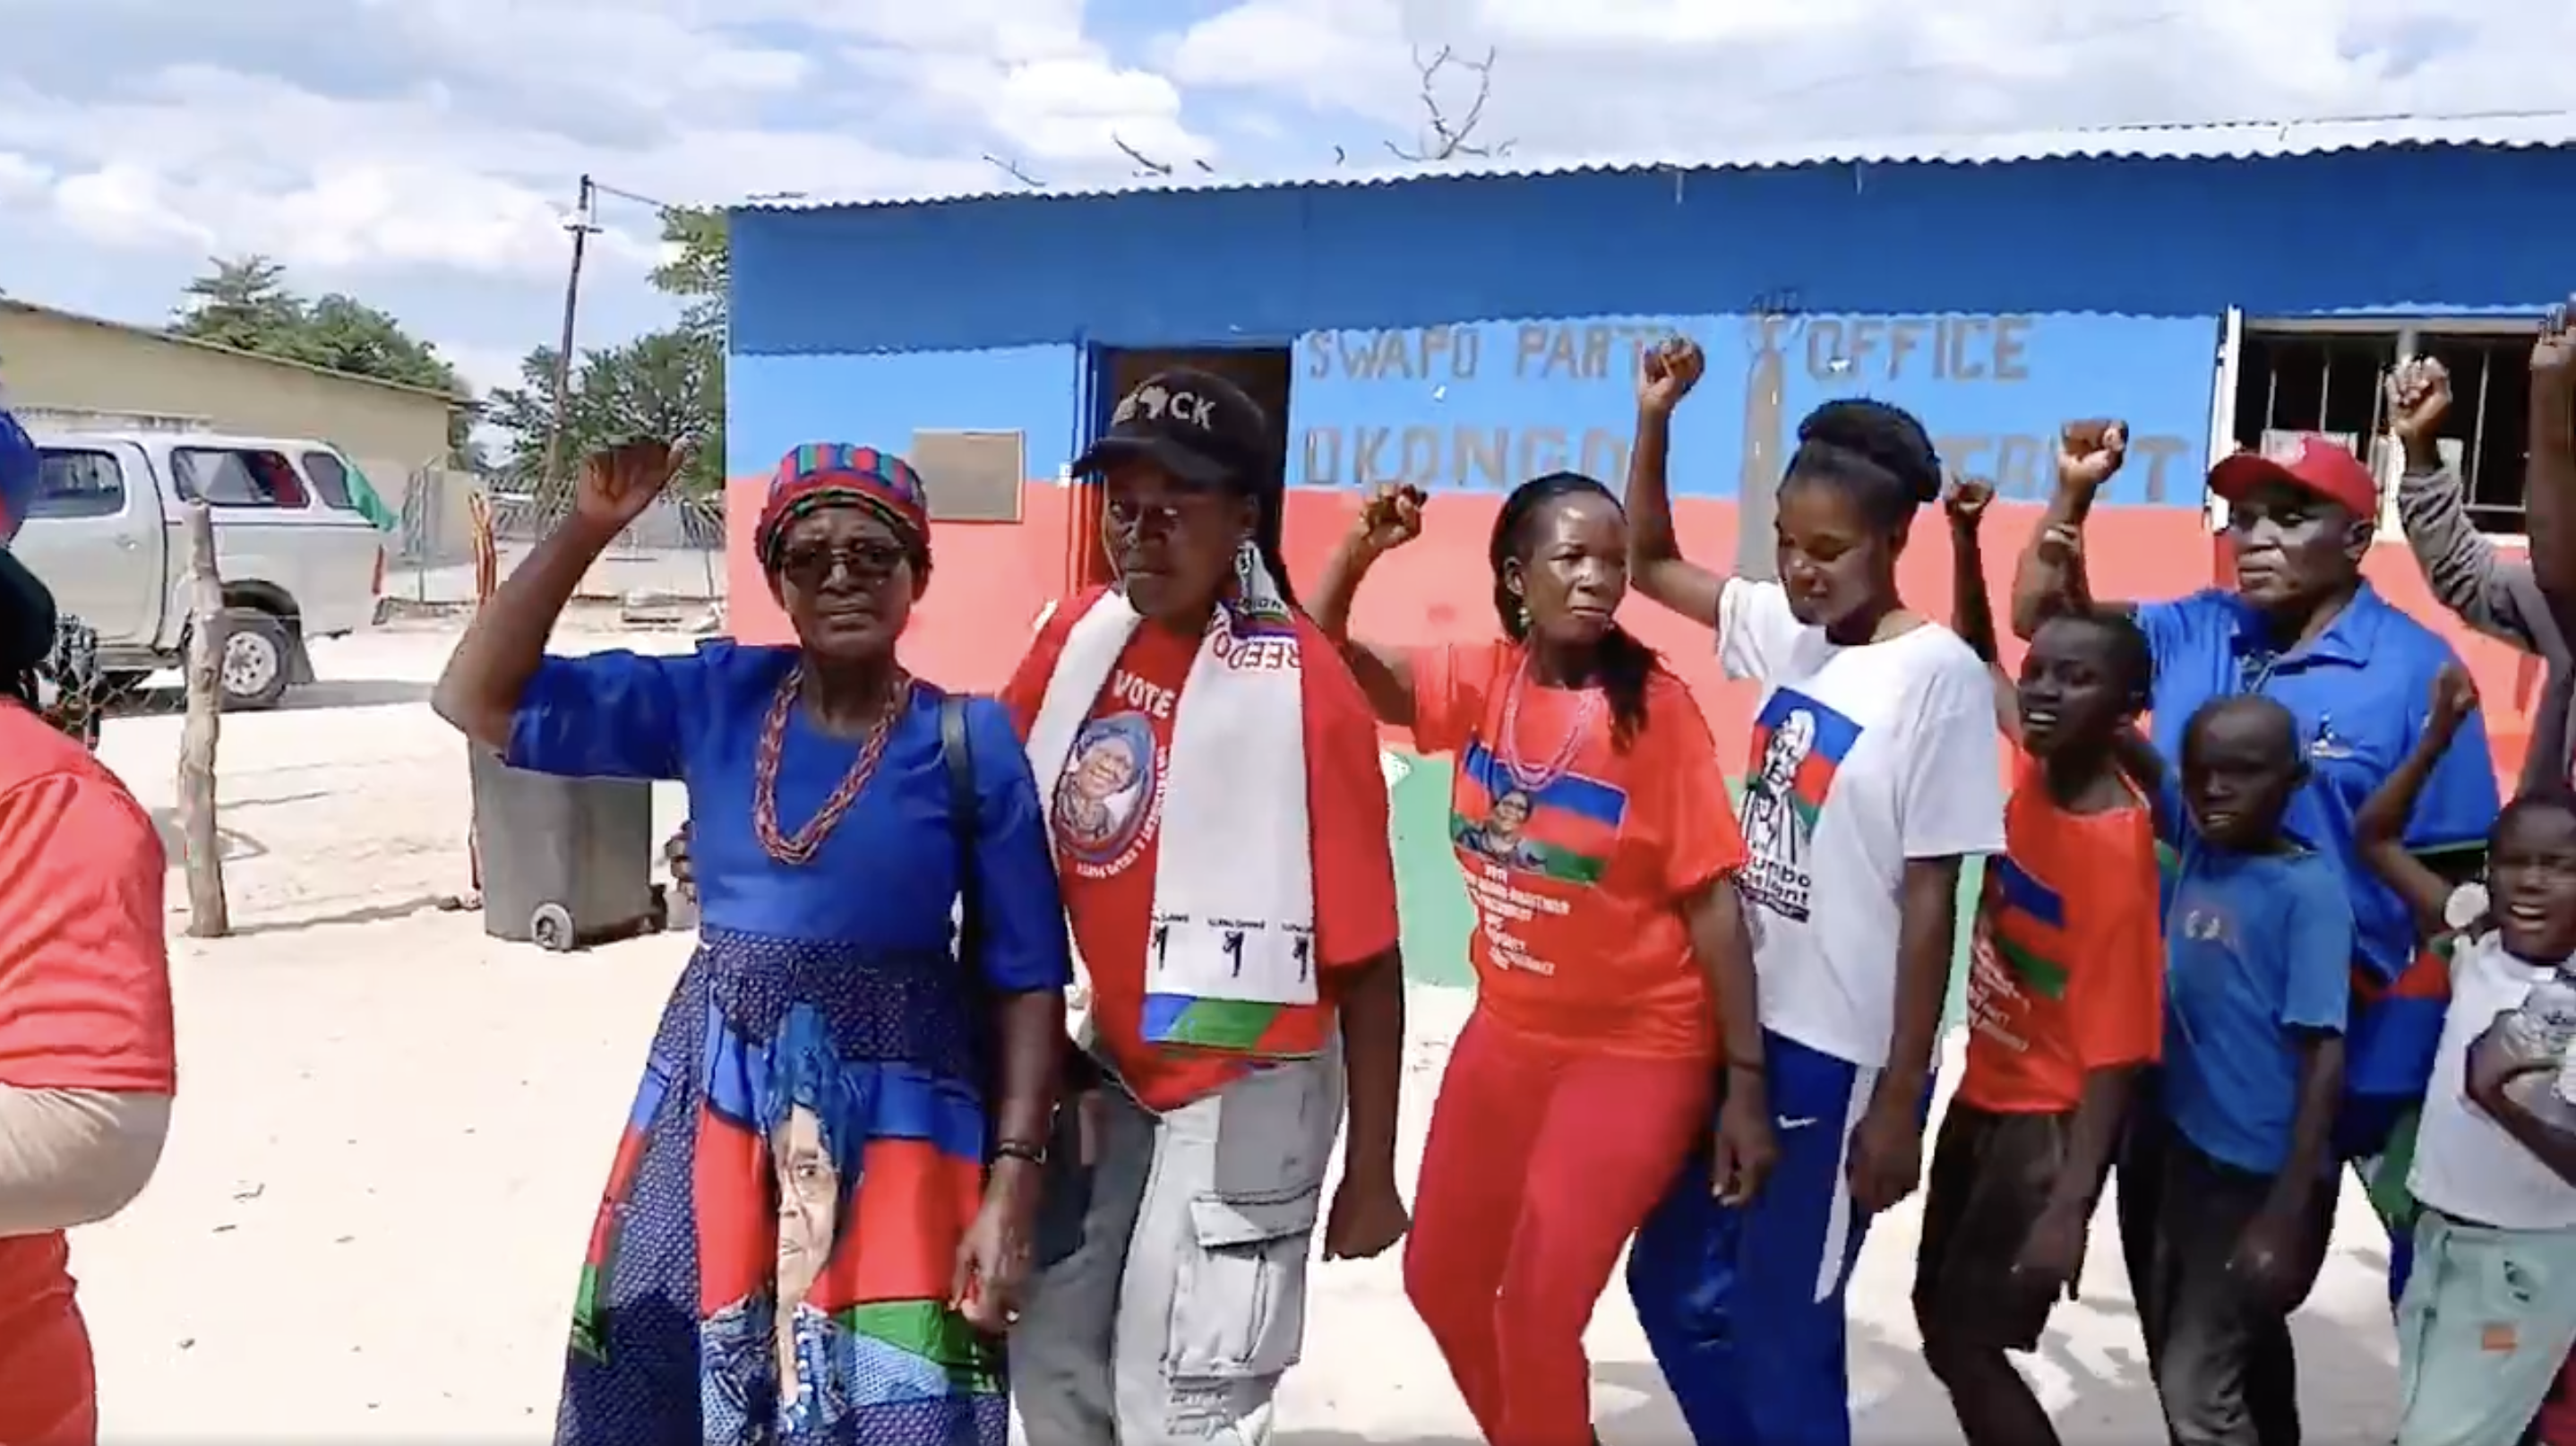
[{"xmin": 2142, "ymin": 694, "xmax": 2354, "ymax": 1446}]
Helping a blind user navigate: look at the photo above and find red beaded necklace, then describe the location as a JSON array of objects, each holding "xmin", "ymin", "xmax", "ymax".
[
  {"xmin": 751, "ymin": 664, "xmax": 912, "ymax": 865},
  {"xmin": 1495, "ymin": 647, "xmax": 1600, "ymax": 794}
]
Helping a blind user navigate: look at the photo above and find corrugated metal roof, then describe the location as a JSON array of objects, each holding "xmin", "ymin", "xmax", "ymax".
[{"xmin": 738, "ymin": 109, "xmax": 2576, "ymax": 214}]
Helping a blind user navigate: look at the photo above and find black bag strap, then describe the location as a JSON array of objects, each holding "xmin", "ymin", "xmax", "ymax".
[
  {"xmin": 938, "ymin": 693, "xmax": 1000, "ymax": 1124},
  {"xmin": 938, "ymin": 693, "xmax": 981, "ymax": 968}
]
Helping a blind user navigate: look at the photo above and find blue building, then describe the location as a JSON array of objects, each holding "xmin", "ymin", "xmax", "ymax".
[{"xmin": 728, "ymin": 112, "xmax": 2576, "ymax": 536}]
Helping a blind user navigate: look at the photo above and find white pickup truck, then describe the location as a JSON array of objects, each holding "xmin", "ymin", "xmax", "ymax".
[{"xmin": 12, "ymin": 429, "xmax": 387, "ymax": 709}]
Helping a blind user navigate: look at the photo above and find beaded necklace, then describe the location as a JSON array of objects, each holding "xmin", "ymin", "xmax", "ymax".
[
  {"xmin": 1494, "ymin": 648, "xmax": 1601, "ymax": 793},
  {"xmin": 751, "ymin": 664, "xmax": 912, "ymax": 865}
]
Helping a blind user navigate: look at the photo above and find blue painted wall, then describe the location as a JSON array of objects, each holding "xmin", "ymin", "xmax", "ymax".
[
  {"xmin": 729, "ymin": 145, "xmax": 2576, "ymax": 502},
  {"xmin": 1284, "ymin": 312, "xmax": 2215, "ymax": 505}
]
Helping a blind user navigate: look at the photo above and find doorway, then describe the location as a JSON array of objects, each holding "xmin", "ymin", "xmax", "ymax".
[
  {"xmin": 1067, "ymin": 344, "xmax": 1296, "ymax": 590},
  {"xmin": 1090, "ymin": 345, "xmax": 1294, "ymax": 483}
]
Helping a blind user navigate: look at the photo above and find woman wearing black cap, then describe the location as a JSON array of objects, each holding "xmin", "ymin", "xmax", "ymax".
[
  {"xmin": 1001, "ymin": 368, "xmax": 1411, "ymax": 1446},
  {"xmin": 0, "ymin": 404, "xmax": 176, "ymax": 1446}
]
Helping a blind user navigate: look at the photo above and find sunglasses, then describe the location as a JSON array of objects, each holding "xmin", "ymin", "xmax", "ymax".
[{"xmin": 774, "ymin": 540, "xmax": 910, "ymax": 589}]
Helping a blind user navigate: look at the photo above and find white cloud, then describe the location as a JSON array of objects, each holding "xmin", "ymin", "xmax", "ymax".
[
  {"xmin": 0, "ymin": 0, "xmax": 1219, "ymax": 288},
  {"xmin": 1168, "ymin": 0, "xmax": 2576, "ymax": 159},
  {"xmin": 436, "ymin": 340, "xmax": 537, "ymax": 400},
  {"xmin": 0, "ymin": 150, "xmax": 46, "ymax": 203},
  {"xmin": 0, "ymin": 0, "xmax": 2568, "ymax": 389}
]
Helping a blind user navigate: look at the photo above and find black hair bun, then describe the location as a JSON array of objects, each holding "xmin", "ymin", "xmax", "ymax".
[{"xmin": 1797, "ymin": 399, "xmax": 1943, "ymax": 506}]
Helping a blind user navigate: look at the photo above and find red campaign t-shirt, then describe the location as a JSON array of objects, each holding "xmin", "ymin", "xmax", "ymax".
[
  {"xmin": 1958, "ymin": 751, "xmax": 2163, "ymax": 1115},
  {"xmin": 1410, "ymin": 641, "xmax": 1746, "ymax": 1060},
  {"xmin": 0, "ymin": 701, "xmax": 174, "ymax": 1446},
  {"xmin": 1004, "ymin": 588, "xmax": 1400, "ymax": 1113}
]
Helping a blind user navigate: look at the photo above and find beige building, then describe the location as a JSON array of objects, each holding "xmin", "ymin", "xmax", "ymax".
[{"xmin": 0, "ymin": 298, "xmax": 461, "ymax": 517}]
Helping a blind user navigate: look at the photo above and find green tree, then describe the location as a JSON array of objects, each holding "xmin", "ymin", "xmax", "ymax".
[
  {"xmin": 485, "ymin": 330, "xmax": 724, "ymax": 499},
  {"xmin": 487, "ymin": 205, "xmax": 729, "ymax": 499},
  {"xmin": 651, "ymin": 206, "xmax": 728, "ymax": 336},
  {"xmin": 170, "ymin": 255, "xmax": 477, "ymax": 469},
  {"xmin": 172, "ymin": 255, "xmax": 305, "ymax": 354}
]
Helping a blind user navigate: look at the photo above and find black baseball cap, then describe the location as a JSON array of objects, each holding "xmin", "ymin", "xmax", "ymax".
[{"xmin": 1071, "ymin": 368, "xmax": 1275, "ymax": 490}]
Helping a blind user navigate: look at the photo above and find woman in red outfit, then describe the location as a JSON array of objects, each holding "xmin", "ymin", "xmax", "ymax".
[
  {"xmin": 1310, "ymin": 472, "xmax": 1772, "ymax": 1446},
  {"xmin": 0, "ymin": 405, "xmax": 176, "ymax": 1446}
]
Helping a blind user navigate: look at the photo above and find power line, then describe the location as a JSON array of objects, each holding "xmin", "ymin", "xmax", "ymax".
[{"xmin": 587, "ymin": 178, "xmax": 676, "ymax": 213}]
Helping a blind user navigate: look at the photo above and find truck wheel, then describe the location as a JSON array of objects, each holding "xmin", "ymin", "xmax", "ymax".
[{"xmin": 216, "ymin": 609, "xmax": 294, "ymax": 711}]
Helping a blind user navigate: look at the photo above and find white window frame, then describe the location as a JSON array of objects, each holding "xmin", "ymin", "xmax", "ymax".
[{"xmin": 2232, "ymin": 314, "xmax": 2537, "ymax": 548}]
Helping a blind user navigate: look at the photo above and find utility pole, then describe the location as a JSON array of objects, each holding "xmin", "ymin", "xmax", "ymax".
[{"xmin": 540, "ymin": 174, "xmax": 598, "ymax": 512}]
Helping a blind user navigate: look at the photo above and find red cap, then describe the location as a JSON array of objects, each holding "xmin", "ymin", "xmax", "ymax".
[{"xmin": 2208, "ymin": 434, "xmax": 2378, "ymax": 518}]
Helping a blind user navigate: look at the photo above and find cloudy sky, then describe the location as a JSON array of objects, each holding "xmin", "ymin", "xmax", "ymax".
[{"xmin": 0, "ymin": 0, "xmax": 2566, "ymax": 400}]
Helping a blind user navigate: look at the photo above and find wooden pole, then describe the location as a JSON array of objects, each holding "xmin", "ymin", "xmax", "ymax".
[
  {"xmin": 1735, "ymin": 315, "xmax": 1790, "ymax": 584},
  {"xmin": 539, "ymin": 175, "xmax": 597, "ymax": 509},
  {"xmin": 176, "ymin": 500, "xmax": 230, "ymax": 937},
  {"xmin": 465, "ymin": 488, "xmax": 498, "ymax": 898}
]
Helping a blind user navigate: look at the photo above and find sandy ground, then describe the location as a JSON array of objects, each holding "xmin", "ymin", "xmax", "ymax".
[{"xmin": 68, "ymin": 624, "xmax": 2403, "ymax": 1442}]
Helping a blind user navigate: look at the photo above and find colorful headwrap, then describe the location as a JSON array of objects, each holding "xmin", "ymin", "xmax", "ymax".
[{"xmin": 755, "ymin": 443, "xmax": 931, "ymax": 569}]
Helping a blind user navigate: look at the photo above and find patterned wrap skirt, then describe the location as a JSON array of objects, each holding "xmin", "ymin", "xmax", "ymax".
[{"xmin": 555, "ymin": 927, "xmax": 1006, "ymax": 1446}]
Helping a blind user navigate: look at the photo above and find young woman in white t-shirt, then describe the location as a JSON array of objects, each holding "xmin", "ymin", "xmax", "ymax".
[{"xmin": 1619, "ymin": 338, "xmax": 2007, "ymax": 1446}]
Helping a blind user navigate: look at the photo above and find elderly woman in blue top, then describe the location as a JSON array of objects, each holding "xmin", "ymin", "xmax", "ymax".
[
  {"xmin": 2010, "ymin": 426, "xmax": 2496, "ymax": 1338},
  {"xmin": 434, "ymin": 439, "xmax": 1071, "ymax": 1446}
]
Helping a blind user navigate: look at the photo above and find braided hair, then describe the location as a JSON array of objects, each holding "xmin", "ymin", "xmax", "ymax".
[
  {"xmin": 1782, "ymin": 398, "xmax": 1944, "ymax": 531},
  {"xmin": 1490, "ymin": 471, "xmax": 1656, "ymax": 751},
  {"xmin": 1249, "ymin": 466, "xmax": 1300, "ymax": 611}
]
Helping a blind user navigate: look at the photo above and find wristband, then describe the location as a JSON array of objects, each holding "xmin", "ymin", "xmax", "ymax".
[{"xmin": 993, "ymin": 1139, "xmax": 1047, "ymax": 1167}]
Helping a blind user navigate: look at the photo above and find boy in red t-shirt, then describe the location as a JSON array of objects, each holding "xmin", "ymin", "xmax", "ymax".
[{"xmin": 1919, "ymin": 478, "xmax": 2164, "ymax": 1446}]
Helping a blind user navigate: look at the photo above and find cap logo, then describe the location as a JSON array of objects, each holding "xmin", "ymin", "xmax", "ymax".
[
  {"xmin": 1114, "ymin": 383, "xmax": 1217, "ymax": 433},
  {"xmin": 2264, "ymin": 434, "xmax": 2311, "ymax": 466}
]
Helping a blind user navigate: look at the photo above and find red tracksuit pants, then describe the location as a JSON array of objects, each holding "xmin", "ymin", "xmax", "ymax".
[{"xmin": 1403, "ymin": 1011, "xmax": 1712, "ymax": 1446}]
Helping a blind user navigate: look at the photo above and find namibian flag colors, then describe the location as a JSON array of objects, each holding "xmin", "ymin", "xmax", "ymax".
[
  {"xmin": 1448, "ymin": 737, "xmax": 1629, "ymax": 886},
  {"xmin": 1141, "ymin": 994, "xmax": 1327, "ymax": 1055},
  {"xmin": 1984, "ymin": 856, "xmax": 2072, "ymax": 1002},
  {"xmin": 2348, "ymin": 942, "xmax": 2452, "ymax": 1106},
  {"xmin": 571, "ymin": 1058, "xmax": 675, "ymax": 1362},
  {"xmin": 1746, "ymin": 688, "xmax": 1863, "ymax": 829}
]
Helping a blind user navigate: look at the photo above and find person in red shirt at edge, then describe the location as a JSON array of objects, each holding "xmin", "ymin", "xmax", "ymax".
[
  {"xmin": 1308, "ymin": 472, "xmax": 1769, "ymax": 1446},
  {"xmin": 0, "ymin": 403, "xmax": 176, "ymax": 1446},
  {"xmin": 1003, "ymin": 369, "xmax": 1410, "ymax": 1446},
  {"xmin": 1926, "ymin": 473, "xmax": 2165, "ymax": 1446}
]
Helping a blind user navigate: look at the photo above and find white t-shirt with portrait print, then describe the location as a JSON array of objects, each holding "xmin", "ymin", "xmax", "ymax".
[{"xmin": 1718, "ymin": 578, "xmax": 2008, "ymax": 1069}]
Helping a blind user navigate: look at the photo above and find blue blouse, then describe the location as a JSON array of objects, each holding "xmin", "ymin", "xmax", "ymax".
[{"xmin": 504, "ymin": 641, "xmax": 1070, "ymax": 994}]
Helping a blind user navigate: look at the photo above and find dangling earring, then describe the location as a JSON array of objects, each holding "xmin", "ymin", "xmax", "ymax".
[{"xmin": 1514, "ymin": 600, "xmax": 1531, "ymax": 631}]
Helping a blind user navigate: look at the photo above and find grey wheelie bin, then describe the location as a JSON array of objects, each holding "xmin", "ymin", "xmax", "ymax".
[{"xmin": 469, "ymin": 748, "xmax": 666, "ymax": 951}]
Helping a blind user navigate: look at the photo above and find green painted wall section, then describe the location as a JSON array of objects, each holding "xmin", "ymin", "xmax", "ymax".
[{"xmin": 1387, "ymin": 753, "xmax": 1978, "ymax": 1030}]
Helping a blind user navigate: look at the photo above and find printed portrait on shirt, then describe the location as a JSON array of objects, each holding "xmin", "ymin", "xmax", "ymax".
[
  {"xmin": 1449, "ymin": 741, "xmax": 1626, "ymax": 888},
  {"xmin": 1739, "ymin": 687, "xmax": 1863, "ymax": 923},
  {"xmin": 1054, "ymin": 711, "xmax": 1160, "ymax": 866},
  {"xmin": 1457, "ymin": 789, "xmax": 1545, "ymax": 870}
]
